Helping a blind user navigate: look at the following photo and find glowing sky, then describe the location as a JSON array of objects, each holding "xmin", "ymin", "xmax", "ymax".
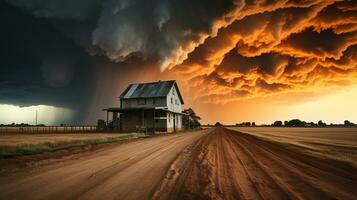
[
  {"xmin": 185, "ymin": 84, "xmax": 357, "ymax": 125},
  {"xmin": 0, "ymin": 105, "xmax": 73, "ymax": 125},
  {"xmin": 1, "ymin": 0, "xmax": 357, "ymax": 125}
]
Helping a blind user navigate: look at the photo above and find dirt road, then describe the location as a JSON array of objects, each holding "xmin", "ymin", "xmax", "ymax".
[{"xmin": 1, "ymin": 128, "xmax": 357, "ymax": 200}]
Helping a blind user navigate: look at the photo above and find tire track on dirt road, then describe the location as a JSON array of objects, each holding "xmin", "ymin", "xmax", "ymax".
[
  {"xmin": 154, "ymin": 127, "xmax": 357, "ymax": 200},
  {"xmin": 223, "ymin": 130, "xmax": 290, "ymax": 200},
  {"xmin": 0, "ymin": 130, "xmax": 210, "ymax": 200},
  {"xmin": 227, "ymin": 130, "xmax": 332, "ymax": 200},
  {"xmin": 229, "ymin": 128, "xmax": 357, "ymax": 199},
  {"xmin": 155, "ymin": 127, "xmax": 289, "ymax": 200}
]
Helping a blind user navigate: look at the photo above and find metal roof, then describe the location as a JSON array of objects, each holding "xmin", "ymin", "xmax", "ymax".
[{"xmin": 119, "ymin": 80, "xmax": 184, "ymax": 104}]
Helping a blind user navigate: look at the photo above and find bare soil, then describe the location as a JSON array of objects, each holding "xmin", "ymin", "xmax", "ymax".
[
  {"xmin": 231, "ymin": 127, "xmax": 357, "ymax": 166},
  {"xmin": 1, "ymin": 127, "xmax": 356, "ymax": 200}
]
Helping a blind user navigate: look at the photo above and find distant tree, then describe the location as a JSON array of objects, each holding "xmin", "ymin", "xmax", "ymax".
[
  {"xmin": 308, "ymin": 122, "xmax": 317, "ymax": 127},
  {"xmin": 215, "ymin": 122, "xmax": 223, "ymax": 126},
  {"xmin": 284, "ymin": 121, "xmax": 288, "ymax": 126},
  {"xmin": 182, "ymin": 108, "xmax": 201, "ymax": 129},
  {"xmin": 286, "ymin": 119, "xmax": 305, "ymax": 127},
  {"xmin": 236, "ymin": 122, "xmax": 252, "ymax": 126},
  {"xmin": 272, "ymin": 121, "xmax": 283, "ymax": 127},
  {"xmin": 344, "ymin": 120, "xmax": 353, "ymax": 126},
  {"xmin": 318, "ymin": 120, "xmax": 326, "ymax": 126}
]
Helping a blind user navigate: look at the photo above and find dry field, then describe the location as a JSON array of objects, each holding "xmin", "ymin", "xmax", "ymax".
[
  {"xmin": 230, "ymin": 127, "xmax": 357, "ymax": 166},
  {"xmin": 0, "ymin": 133, "xmax": 141, "ymax": 158}
]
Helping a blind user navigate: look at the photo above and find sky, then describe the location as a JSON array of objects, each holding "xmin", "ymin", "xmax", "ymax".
[{"xmin": 0, "ymin": 0, "xmax": 356, "ymax": 125}]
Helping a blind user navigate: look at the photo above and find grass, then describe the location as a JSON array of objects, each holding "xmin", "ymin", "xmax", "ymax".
[
  {"xmin": 0, "ymin": 133, "xmax": 151, "ymax": 159},
  {"xmin": 229, "ymin": 127, "xmax": 357, "ymax": 166}
]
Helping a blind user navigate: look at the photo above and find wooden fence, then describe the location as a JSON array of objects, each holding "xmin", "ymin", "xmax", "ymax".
[{"xmin": 0, "ymin": 126, "xmax": 97, "ymax": 134}]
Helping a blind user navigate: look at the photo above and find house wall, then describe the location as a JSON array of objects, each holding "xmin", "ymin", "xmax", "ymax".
[
  {"xmin": 120, "ymin": 110, "xmax": 142, "ymax": 132},
  {"xmin": 154, "ymin": 119, "xmax": 167, "ymax": 132},
  {"xmin": 166, "ymin": 112, "xmax": 183, "ymax": 132},
  {"xmin": 166, "ymin": 86, "xmax": 183, "ymax": 113},
  {"xmin": 165, "ymin": 85, "xmax": 183, "ymax": 132},
  {"xmin": 121, "ymin": 97, "xmax": 166, "ymax": 109},
  {"xmin": 143, "ymin": 110, "xmax": 169, "ymax": 132}
]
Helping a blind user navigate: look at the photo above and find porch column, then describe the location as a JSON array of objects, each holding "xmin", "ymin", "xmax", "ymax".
[
  {"xmin": 142, "ymin": 110, "xmax": 145, "ymax": 126},
  {"xmin": 153, "ymin": 109, "xmax": 156, "ymax": 133},
  {"xmin": 106, "ymin": 110, "xmax": 109, "ymax": 125}
]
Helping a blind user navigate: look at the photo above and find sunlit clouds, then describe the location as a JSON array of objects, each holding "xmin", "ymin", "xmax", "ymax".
[{"xmin": 168, "ymin": 0, "xmax": 357, "ymax": 105}]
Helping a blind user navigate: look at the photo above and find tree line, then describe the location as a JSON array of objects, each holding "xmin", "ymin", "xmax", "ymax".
[
  {"xmin": 233, "ymin": 119, "xmax": 356, "ymax": 127},
  {"xmin": 271, "ymin": 119, "xmax": 356, "ymax": 127},
  {"xmin": 0, "ymin": 123, "xmax": 46, "ymax": 127}
]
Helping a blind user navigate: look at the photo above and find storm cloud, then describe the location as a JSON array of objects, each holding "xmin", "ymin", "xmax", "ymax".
[
  {"xmin": 6, "ymin": 0, "xmax": 238, "ymax": 70},
  {"xmin": 170, "ymin": 0, "xmax": 357, "ymax": 104},
  {"xmin": 1, "ymin": 0, "xmax": 357, "ymax": 124},
  {"xmin": 0, "ymin": 1, "xmax": 161, "ymax": 124}
]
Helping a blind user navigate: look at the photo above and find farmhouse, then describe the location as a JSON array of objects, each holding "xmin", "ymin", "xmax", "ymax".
[{"xmin": 102, "ymin": 80, "xmax": 185, "ymax": 133}]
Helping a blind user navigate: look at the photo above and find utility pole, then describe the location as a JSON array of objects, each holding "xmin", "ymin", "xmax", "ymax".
[{"xmin": 35, "ymin": 110, "xmax": 38, "ymax": 126}]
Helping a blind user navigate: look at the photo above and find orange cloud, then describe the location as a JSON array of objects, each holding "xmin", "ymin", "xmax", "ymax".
[{"xmin": 167, "ymin": 0, "xmax": 357, "ymax": 105}]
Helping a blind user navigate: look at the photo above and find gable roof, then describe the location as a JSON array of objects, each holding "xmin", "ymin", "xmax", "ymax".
[{"xmin": 119, "ymin": 80, "xmax": 184, "ymax": 104}]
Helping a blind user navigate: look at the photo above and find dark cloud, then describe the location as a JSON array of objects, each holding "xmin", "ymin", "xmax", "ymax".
[
  {"xmin": 92, "ymin": 0, "xmax": 237, "ymax": 69},
  {"xmin": 255, "ymin": 78, "xmax": 290, "ymax": 93},
  {"xmin": 278, "ymin": 28, "xmax": 356, "ymax": 59},
  {"xmin": 217, "ymin": 49, "xmax": 289, "ymax": 75},
  {"xmin": 0, "ymin": 2, "xmax": 161, "ymax": 124},
  {"xmin": 6, "ymin": 0, "xmax": 101, "ymax": 21},
  {"xmin": 6, "ymin": 0, "xmax": 238, "ymax": 69},
  {"xmin": 0, "ymin": 2, "xmax": 94, "ymax": 122}
]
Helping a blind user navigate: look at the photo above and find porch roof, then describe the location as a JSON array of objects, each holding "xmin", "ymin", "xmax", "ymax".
[
  {"xmin": 102, "ymin": 107, "xmax": 166, "ymax": 112},
  {"xmin": 102, "ymin": 107, "xmax": 188, "ymax": 115}
]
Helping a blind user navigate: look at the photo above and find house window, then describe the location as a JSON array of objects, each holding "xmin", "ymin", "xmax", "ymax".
[
  {"xmin": 175, "ymin": 99, "xmax": 178, "ymax": 105},
  {"xmin": 137, "ymin": 99, "xmax": 146, "ymax": 105},
  {"xmin": 171, "ymin": 98, "xmax": 173, "ymax": 104},
  {"xmin": 172, "ymin": 89, "xmax": 175, "ymax": 95}
]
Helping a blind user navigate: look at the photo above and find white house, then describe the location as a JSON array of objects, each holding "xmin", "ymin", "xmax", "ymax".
[{"xmin": 103, "ymin": 80, "xmax": 185, "ymax": 132}]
